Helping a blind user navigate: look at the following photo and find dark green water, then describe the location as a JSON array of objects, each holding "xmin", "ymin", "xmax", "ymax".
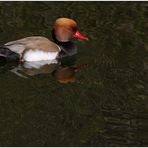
[{"xmin": 0, "ymin": 1, "xmax": 148, "ymax": 146}]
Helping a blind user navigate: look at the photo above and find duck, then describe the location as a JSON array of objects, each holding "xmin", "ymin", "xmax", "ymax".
[{"xmin": 0, "ymin": 18, "xmax": 88, "ymax": 63}]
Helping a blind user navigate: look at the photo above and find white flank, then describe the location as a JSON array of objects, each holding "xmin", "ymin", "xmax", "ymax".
[{"xmin": 23, "ymin": 50, "xmax": 58, "ymax": 62}]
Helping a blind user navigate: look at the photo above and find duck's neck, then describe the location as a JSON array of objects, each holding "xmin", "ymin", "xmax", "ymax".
[{"xmin": 51, "ymin": 30, "xmax": 77, "ymax": 58}]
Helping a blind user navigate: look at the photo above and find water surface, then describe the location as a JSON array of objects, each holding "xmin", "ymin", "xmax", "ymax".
[{"xmin": 0, "ymin": 1, "xmax": 148, "ymax": 146}]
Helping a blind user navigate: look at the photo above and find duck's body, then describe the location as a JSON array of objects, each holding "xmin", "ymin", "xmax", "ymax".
[
  {"xmin": 4, "ymin": 36, "xmax": 61, "ymax": 61},
  {"xmin": 0, "ymin": 18, "xmax": 88, "ymax": 63}
]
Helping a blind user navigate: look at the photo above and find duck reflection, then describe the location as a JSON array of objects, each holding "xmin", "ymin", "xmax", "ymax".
[
  {"xmin": 8, "ymin": 59, "xmax": 58, "ymax": 78},
  {"xmin": 0, "ymin": 55, "xmax": 87, "ymax": 83},
  {"xmin": 22, "ymin": 60, "xmax": 58, "ymax": 76},
  {"xmin": 52, "ymin": 64, "xmax": 87, "ymax": 84}
]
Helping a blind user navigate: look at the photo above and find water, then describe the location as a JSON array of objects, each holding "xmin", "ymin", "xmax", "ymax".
[{"xmin": 0, "ymin": 1, "xmax": 148, "ymax": 146}]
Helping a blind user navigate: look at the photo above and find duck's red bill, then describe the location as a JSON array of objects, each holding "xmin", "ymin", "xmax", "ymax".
[{"xmin": 73, "ymin": 31, "xmax": 89, "ymax": 41}]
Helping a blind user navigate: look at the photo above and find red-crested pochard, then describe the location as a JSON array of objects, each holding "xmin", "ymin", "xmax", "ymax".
[{"xmin": 0, "ymin": 18, "xmax": 88, "ymax": 62}]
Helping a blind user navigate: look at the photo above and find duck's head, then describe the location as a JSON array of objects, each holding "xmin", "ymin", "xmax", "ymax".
[{"xmin": 54, "ymin": 18, "xmax": 88, "ymax": 42}]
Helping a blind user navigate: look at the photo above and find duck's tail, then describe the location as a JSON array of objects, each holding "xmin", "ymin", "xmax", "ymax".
[{"xmin": 0, "ymin": 46, "xmax": 20, "ymax": 63}]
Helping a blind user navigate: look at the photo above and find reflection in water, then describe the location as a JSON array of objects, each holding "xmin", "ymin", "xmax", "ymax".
[
  {"xmin": 10, "ymin": 59, "xmax": 58, "ymax": 78},
  {"xmin": 52, "ymin": 63, "xmax": 87, "ymax": 84},
  {"xmin": 0, "ymin": 59, "xmax": 58, "ymax": 78},
  {"xmin": 0, "ymin": 55, "xmax": 86, "ymax": 84}
]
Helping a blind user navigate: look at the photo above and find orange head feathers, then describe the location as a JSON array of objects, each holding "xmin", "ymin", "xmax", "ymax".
[{"xmin": 54, "ymin": 18, "xmax": 88, "ymax": 42}]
